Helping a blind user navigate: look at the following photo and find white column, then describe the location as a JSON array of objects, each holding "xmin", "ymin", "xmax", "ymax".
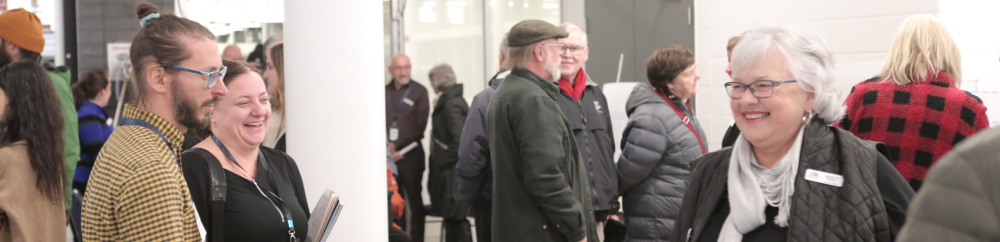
[
  {"xmin": 54, "ymin": 0, "xmax": 65, "ymax": 66},
  {"xmin": 284, "ymin": 1, "xmax": 386, "ymax": 241}
]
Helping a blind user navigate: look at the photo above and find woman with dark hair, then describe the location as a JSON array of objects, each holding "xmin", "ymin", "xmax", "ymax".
[
  {"xmin": 71, "ymin": 69, "xmax": 114, "ymax": 195},
  {"xmin": 0, "ymin": 61, "xmax": 66, "ymax": 241},
  {"xmin": 182, "ymin": 59, "xmax": 309, "ymax": 241},
  {"xmin": 263, "ymin": 43, "xmax": 286, "ymax": 152},
  {"xmin": 617, "ymin": 45, "xmax": 706, "ymax": 241}
]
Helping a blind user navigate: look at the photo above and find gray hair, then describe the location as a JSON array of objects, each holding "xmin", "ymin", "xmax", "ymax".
[
  {"xmin": 559, "ymin": 22, "xmax": 588, "ymax": 46},
  {"xmin": 428, "ymin": 63, "xmax": 457, "ymax": 90},
  {"xmin": 730, "ymin": 25, "xmax": 843, "ymax": 125},
  {"xmin": 499, "ymin": 33, "xmax": 510, "ymax": 59},
  {"xmin": 264, "ymin": 34, "xmax": 284, "ymax": 50},
  {"xmin": 503, "ymin": 42, "xmax": 540, "ymax": 70}
]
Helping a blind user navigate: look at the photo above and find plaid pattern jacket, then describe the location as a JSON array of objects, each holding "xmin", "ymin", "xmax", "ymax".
[
  {"xmin": 838, "ymin": 71, "xmax": 989, "ymax": 190},
  {"xmin": 82, "ymin": 104, "xmax": 201, "ymax": 241}
]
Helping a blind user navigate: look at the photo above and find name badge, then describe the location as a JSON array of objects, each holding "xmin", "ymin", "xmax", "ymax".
[
  {"xmin": 804, "ymin": 169, "xmax": 843, "ymax": 187},
  {"xmin": 403, "ymin": 98, "xmax": 415, "ymax": 106},
  {"xmin": 389, "ymin": 127, "xmax": 399, "ymax": 141}
]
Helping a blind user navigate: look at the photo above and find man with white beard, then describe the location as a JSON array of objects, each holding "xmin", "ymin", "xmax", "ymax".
[{"xmin": 485, "ymin": 19, "xmax": 597, "ymax": 242}]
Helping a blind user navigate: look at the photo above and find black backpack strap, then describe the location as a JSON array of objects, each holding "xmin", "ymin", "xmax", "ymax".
[{"xmin": 187, "ymin": 148, "xmax": 227, "ymax": 242}]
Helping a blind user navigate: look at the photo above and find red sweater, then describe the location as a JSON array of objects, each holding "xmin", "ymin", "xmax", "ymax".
[{"xmin": 838, "ymin": 71, "xmax": 989, "ymax": 190}]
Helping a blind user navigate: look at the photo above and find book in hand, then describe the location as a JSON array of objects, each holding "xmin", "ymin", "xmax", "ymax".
[{"xmin": 307, "ymin": 189, "xmax": 346, "ymax": 242}]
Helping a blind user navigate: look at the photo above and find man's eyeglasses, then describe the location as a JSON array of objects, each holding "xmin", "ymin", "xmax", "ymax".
[
  {"xmin": 724, "ymin": 80, "xmax": 797, "ymax": 99},
  {"xmin": 170, "ymin": 65, "xmax": 228, "ymax": 88},
  {"xmin": 389, "ymin": 65, "xmax": 412, "ymax": 71},
  {"xmin": 543, "ymin": 43, "xmax": 587, "ymax": 55}
]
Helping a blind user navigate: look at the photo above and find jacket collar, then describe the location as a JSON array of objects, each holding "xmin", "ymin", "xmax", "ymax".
[
  {"xmin": 121, "ymin": 104, "xmax": 184, "ymax": 152},
  {"xmin": 511, "ymin": 69, "xmax": 562, "ymax": 99},
  {"xmin": 489, "ymin": 69, "xmax": 511, "ymax": 89},
  {"xmin": 434, "ymin": 83, "xmax": 464, "ymax": 110},
  {"xmin": 551, "ymin": 68, "xmax": 598, "ymax": 87},
  {"xmin": 81, "ymin": 101, "xmax": 110, "ymax": 118},
  {"xmin": 925, "ymin": 70, "xmax": 955, "ymax": 88},
  {"xmin": 387, "ymin": 79, "xmax": 413, "ymax": 90}
]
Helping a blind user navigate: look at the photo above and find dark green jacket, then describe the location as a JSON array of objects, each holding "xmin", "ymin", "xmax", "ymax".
[
  {"xmin": 44, "ymin": 58, "xmax": 79, "ymax": 210},
  {"xmin": 486, "ymin": 69, "xmax": 598, "ymax": 242}
]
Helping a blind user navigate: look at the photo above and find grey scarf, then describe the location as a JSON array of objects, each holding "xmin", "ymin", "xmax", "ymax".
[{"xmin": 718, "ymin": 124, "xmax": 807, "ymax": 242}]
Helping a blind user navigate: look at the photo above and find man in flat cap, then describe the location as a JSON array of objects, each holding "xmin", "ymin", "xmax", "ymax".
[{"xmin": 486, "ymin": 19, "xmax": 597, "ymax": 242}]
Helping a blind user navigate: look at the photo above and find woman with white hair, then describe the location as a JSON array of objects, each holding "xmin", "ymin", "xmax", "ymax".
[
  {"xmin": 838, "ymin": 14, "xmax": 989, "ymax": 191},
  {"xmin": 670, "ymin": 25, "xmax": 913, "ymax": 242}
]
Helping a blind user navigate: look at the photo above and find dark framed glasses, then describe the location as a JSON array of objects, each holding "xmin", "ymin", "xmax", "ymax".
[
  {"xmin": 170, "ymin": 65, "xmax": 228, "ymax": 88},
  {"xmin": 724, "ymin": 80, "xmax": 797, "ymax": 99}
]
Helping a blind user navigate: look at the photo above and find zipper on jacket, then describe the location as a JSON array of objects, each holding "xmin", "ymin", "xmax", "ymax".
[{"xmin": 687, "ymin": 228, "xmax": 693, "ymax": 242}]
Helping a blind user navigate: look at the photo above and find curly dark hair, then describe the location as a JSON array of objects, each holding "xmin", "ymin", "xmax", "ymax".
[
  {"xmin": 0, "ymin": 61, "xmax": 65, "ymax": 203},
  {"xmin": 646, "ymin": 45, "xmax": 695, "ymax": 96}
]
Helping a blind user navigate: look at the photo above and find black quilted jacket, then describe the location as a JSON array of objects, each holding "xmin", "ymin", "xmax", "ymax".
[{"xmin": 671, "ymin": 120, "xmax": 909, "ymax": 242}]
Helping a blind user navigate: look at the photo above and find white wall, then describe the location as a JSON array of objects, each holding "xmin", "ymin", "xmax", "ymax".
[
  {"xmin": 285, "ymin": 1, "xmax": 387, "ymax": 241},
  {"xmin": 939, "ymin": 0, "xmax": 1000, "ymax": 127},
  {"xmin": 693, "ymin": 0, "xmax": 941, "ymax": 151}
]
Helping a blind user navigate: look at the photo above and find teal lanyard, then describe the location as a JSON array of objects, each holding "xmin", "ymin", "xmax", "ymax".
[{"xmin": 212, "ymin": 135, "xmax": 297, "ymax": 241}]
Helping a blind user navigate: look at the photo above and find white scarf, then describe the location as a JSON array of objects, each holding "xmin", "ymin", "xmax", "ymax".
[{"xmin": 718, "ymin": 124, "xmax": 807, "ymax": 242}]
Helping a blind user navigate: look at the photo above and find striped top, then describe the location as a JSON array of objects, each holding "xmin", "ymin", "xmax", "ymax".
[{"xmin": 81, "ymin": 104, "xmax": 201, "ymax": 241}]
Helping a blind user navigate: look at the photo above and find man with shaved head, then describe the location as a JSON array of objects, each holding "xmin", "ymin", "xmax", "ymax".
[
  {"xmin": 385, "ymin": 53, "xmax": 430, "ymax": 242},
  {"xmin": 222, "ymin": 44, "xmax": 242, "ymax": 60}
]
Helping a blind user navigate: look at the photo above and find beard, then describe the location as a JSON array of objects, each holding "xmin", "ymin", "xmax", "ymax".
[
  {"xmin": 172, "ymin": 81, "xmax": 217, "ymax": 130},
  {"xmin": 543, "ymin": 54, "xmax": 561, "ymax": 82},
  {"xmin": 395, "ymin": 75, "xmax": 410, "ymax": 85}
]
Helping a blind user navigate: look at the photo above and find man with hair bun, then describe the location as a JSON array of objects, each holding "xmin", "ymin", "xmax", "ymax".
[{"xmin": 81, "ymin": 3, "xmax": 228, "ymax": 241}]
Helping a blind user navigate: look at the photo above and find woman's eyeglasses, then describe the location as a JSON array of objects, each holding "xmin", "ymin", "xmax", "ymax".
[{"xmin": 724, "ymin": 80, "xmax": 797, "ymax": 99}]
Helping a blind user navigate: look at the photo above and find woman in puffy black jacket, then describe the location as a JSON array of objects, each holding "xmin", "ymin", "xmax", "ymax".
[{"xmin": 617, "ymin": 45, "xmax": 707, "ymax": 242}]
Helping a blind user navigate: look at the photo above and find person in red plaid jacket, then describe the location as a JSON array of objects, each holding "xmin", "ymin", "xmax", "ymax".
[{"xmin": 838, "ymin": 14, "xmax": 989, "ymax": 191}]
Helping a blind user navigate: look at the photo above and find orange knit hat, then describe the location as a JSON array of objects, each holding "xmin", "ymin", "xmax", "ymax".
[{"xmin": 0, "ymin": 9, "xmax": 44, "ymax": 53}]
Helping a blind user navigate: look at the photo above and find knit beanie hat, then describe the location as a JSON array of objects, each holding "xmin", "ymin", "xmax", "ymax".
[{"xmin": 0, "ymin": 9, "xmax": 45, "ymax": 53}]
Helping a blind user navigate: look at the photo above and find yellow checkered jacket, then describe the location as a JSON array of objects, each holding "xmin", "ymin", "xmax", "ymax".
[{"xmin": 81, "ymin": 104, "xmax": 201, "ymax": 241}]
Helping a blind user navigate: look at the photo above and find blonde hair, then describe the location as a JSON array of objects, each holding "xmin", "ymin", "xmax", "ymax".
[
  {"xmin": 878, "ymin": 14, "xmax": 962, "ymax": 86},
  {"xmin": 269, "ymin": 43, "xmax": 285, "ymax": 112}
]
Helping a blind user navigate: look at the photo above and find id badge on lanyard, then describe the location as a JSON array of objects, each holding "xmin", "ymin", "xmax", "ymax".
[
  {"xmin": 389, "ymin": 122, "xmax": 400, "ymax": 141},
  {"xmin": 390, "ymin": 84, "xmax": 412, "ymax": 142}
]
